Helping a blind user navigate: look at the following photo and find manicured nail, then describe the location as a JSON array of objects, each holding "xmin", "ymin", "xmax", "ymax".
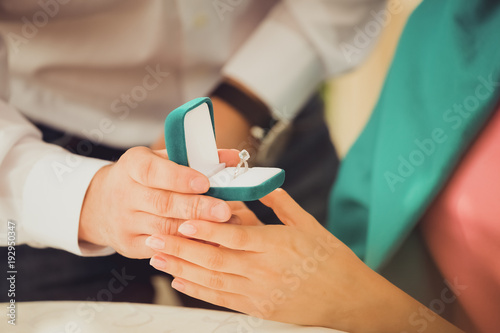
[
  {"xmin": 171, "ymin": 279, "xmax": 185, "ymax": 292},
  {"xmin": 211, "ymin": 202, "xmax": 229, "ymax": 220},
  {"xmin": 145, "ymin": 236, "xmax": 165, "ymax": 250},
  {"xmin": 191, "ymin": 177, "xmax": 209, "ymax": 192},
  {"xmin": 178, "ymin": 223, "xmax": 197, "ymax": 236},
  {"xmin": 150, "ymin": 256, "xmax": 167, "ymax": 269}
]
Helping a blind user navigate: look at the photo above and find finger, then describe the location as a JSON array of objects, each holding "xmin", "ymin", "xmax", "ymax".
[
  {"xmin": 145, "ymin": 234, "xmax": 249, "ymax": 274},
  {"xmin": 117, "ymin": 235, "xmax": 156, "ymax": 259},
  {"xmin": 227, "ymin": 210, "xmax": 263, "ymax": 226},
  {"xmin": 176, "ymin": 220, "xmax": 271, "ymax": 251},
  {"xmin": 227, "ymin": 201, "xmax": 247, "ymax": 210},
  {"xmin": 125, "ymin": 146, "xmax": 210, "ymax": 193},
  {"xmin": 234, "ymin": 209, "xmax": 264, "ymax": 226},
  {"xmin": 152, "ymin": 149, "xmax": 168, "ymax": 158},
  {"xmin": 170, "ymin": 278, "xmax": 252, "ymax": 313},
  {"xmin": 227, "ymin": 201, "xmax": 263, "ymax": 226},
  {"xmin": 226, "ymin": 215, "xmax": 243, "ymax": 225},
  {"xmin": 150, "ymin": 253, "xmax": 250, "ymax": 294},
  {"xmin": 218, "ymin": 149, "xmax": 240, "ymax": 167},
  {"xmin": 259, "ymin": 189, "xmax": 315, "ymax": 229},
  {"xmin": 137, "ymin": 187, "xmax": 231, "ymax": 222},
  {"xmin": 130, "ymin": 211, "xmax": 185, "ymax": 236}
]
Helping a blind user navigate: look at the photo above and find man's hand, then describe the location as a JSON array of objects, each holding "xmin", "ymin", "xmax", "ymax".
[{"xmin": 79, "ymin": 147, "xmax": 240, "ymax": 258}]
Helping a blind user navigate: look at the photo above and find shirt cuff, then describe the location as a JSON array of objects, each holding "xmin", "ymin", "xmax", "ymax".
[
  {"xmin": 222, "ymin": 19, "xmax": 323, "ymax": 121},
  {"xmin": 22, "ymin": 150, "xmax": 115, "ymax": 256}
]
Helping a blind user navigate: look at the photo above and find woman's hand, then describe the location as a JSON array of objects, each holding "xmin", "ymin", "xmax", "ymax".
[
  {"xmin": 146, "ymin": 189, "xmax": 463, "ymax": 333},
  {"xmin": 79, "ymin": 147, "xmax": 240, "ymax": 258},
  {"xmin": 226, "ymin": 201, "xmax": 264, "ymax": 227},
  {"xmin": 146, "ymin": 189, "xmax": 368, "ymax": 330}
]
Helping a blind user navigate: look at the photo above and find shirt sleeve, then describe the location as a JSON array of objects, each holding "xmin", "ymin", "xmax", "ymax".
[
  {"xmin": 0, "ymin": 36, "xmax": 114, "ymax": 256},
  {"xmin": 222, "ymin": 0, "xmax": 386, "ymax": 121}
]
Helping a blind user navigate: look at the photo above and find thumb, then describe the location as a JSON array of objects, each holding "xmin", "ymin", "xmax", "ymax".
[
  {"xmin": 260, "ymin": 189, "xmax": 317, "ymax": 229},
  {"xmin": 152, "ymin": 149, "xmax": 168, "ymax": 159}
]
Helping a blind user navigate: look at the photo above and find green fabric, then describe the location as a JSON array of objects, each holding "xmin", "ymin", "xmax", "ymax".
[
  {"xmin": 207, "ymin": 169, "xmax": 285, "ymax": 201},
  {"xmin": 327, "ymin": 0, "xmax": 500, "ymax": 270}
]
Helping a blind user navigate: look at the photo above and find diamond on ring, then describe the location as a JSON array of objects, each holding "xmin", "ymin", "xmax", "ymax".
[{"xmin": 234, "ymin": 149, "xmax": 250, "ymax": 179}]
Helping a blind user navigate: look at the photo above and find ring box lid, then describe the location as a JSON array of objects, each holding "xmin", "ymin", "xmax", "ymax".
[{"xmin": 165, "ymin": 97, "xmax": 285, "ymax": 201}]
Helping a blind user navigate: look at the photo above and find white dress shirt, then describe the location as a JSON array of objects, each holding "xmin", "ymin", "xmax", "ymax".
[{"xmin": 0, "ymin": 0, "xmax": 384, "ymax": 255}]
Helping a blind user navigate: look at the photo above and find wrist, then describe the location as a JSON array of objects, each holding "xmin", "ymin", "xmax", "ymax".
[
  {"xmin": 210, "ymin": 96, "xmax": 257, "ymax": 151},
  {"xmin": 332, "ymin": 269, "xmax": 463, "ymax": 333},
  {"xmin": 78, "ymin": 164, "xmax": 111, "ymax": 246},
  {"xmin": 211, "ymin": 79, "xmax": 273, "ymax": 129}
]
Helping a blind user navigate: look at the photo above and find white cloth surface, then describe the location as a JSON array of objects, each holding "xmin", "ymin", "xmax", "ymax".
[
  {"xmin": 0, "ymin": 0, "xmax": 383, "ymax": 255},
  {"xmin": 0, "ymin": 301, "xmax": 345, "ymax": 333}
]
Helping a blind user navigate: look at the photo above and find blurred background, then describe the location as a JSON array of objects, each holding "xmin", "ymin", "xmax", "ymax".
[{"xmin": 326, "ymin": 0, "xmax": 421, "ymax": 158}]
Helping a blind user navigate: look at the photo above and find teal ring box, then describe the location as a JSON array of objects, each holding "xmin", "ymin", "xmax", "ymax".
[{"xmin": 164, "ymin": 97, "xmax": 285, "ymax": 201}]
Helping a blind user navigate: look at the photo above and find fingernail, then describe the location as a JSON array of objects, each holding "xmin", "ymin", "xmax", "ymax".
[
  {"xmin": 178, "ymin": 223, "xmax": 197, "ymax": 236},
  {"xmin": 150, "ymin": 256, "xmax": 167, "ymax": 269},
  {"xmin": 211, "ymin": 202, "xmax": 230, "ymax": 220},
  {"xmin": 145, "ymin": 236, "xmax": 165, "ymax": 250},
  {"xmin": 191, "ymin": 177, "xmax": 209, "ymax": 192},
  {"xmin": 171, "ymin": 279, "xmax": 185, "ymax": 292}
]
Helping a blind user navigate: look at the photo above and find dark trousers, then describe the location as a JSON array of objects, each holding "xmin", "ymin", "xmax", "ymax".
[{"xmin": 0, "ymin": 95, "xmax": 338, "ymax": 307}]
